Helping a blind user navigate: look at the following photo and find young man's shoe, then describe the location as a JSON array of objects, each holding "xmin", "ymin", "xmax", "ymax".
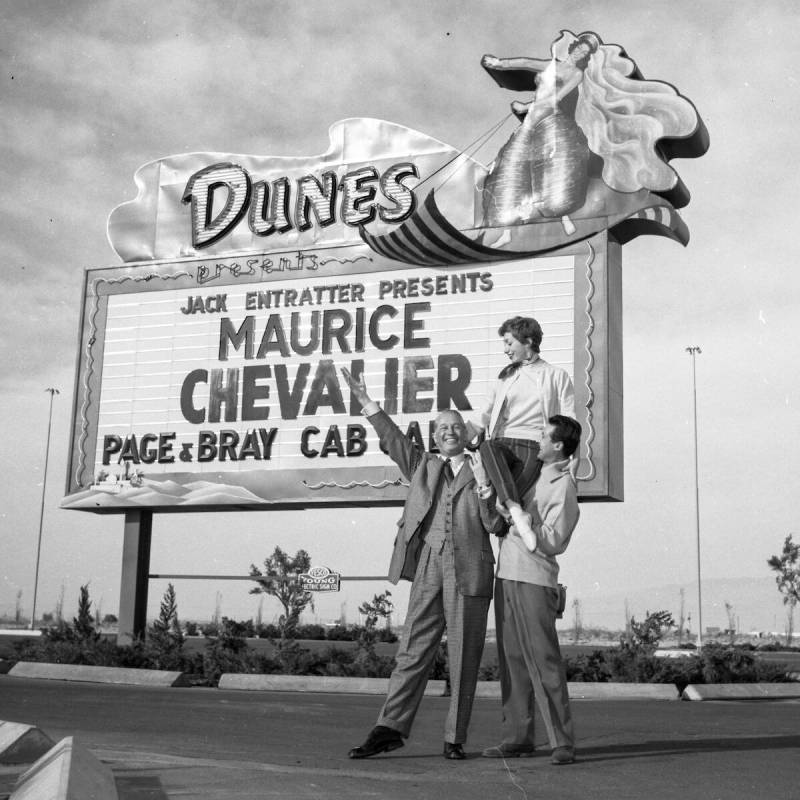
[
  {"xmin": 550, "ymin": 746, "xmax": 575, "ymax": 765},
  {"xmin": 481, "ymin": 743, "xmax": 536, "ymax": 758},
  {"xmin": 443, "ymin": 742, "xmax": 466, "ymax": 760}
]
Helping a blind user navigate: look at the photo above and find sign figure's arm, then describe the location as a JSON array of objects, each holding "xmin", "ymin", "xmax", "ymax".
[{"xmin": 481, "ymin": 54, "xmax": 548, "ymax": 92}]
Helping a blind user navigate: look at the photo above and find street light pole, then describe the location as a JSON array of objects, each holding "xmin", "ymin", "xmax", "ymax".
[
  {"xmin": 685, "ymin": 347, "xmax": 702, "ymax": 649},
  {"xmin": 30, "ymin": 387, "xmax": 59, "ymax": 630}
]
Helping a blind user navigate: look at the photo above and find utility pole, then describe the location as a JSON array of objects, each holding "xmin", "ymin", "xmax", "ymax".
[
  {"xmin": 31, "ymin": 388, "xmax": 59, "ymax": 630},
  {"xmin": 686, "ymin": 346, "xmax": 703, "ymax": 649}
]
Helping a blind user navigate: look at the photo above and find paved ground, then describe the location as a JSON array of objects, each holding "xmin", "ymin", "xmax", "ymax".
[{"xmin": 1, "ymin": 676, "xmax": 799, "ymax": 799}]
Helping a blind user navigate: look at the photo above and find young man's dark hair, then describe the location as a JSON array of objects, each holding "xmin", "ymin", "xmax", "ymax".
[
  {"xmin": 548, "ymin": 415, "xmax": 582, "ymax": 458},
  {"xmin": 498, "ymin": 316, "xmax": 543, "ymax": 353}
]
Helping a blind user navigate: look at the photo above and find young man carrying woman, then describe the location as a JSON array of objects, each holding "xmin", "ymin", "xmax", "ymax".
[{"xmin": 468, "ymin": 316, "xmax": 575, "ymax": 551}]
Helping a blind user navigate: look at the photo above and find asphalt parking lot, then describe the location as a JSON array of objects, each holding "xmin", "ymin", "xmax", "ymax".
[{"xmin": 1, "ymin": 675, "xmax": 799, "ymax": 800}]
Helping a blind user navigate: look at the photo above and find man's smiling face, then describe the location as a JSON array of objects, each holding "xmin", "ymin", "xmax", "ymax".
[{"xmin": 433, "ymin": 411, "xmax": 467, "ymax": 457}]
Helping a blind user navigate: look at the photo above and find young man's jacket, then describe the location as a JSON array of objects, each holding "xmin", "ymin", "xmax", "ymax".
[{"xmin": 368, "ymin": 408, "xmax": 504, "ymax": 597}]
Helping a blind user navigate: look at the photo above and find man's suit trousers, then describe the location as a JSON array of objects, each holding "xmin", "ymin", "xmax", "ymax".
[
  {"xmin": 494, "ymin": 578, "xmax": 574, "ymax": 750},
  {"xmin": 378, "ymin": 541, "xmax": 490, "ymax": 744}
]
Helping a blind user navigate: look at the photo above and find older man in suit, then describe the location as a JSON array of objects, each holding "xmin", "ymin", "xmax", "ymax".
[{"xmin": 343, "ymin": 368, "xmax": 504, "ymax": 761}]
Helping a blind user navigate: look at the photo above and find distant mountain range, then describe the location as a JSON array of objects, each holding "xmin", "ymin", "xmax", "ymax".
[{"xmin": 557, "ymin": 576, "xmax": 791, "ymax": 636}]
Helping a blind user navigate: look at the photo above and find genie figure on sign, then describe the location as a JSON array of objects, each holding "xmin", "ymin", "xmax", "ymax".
[{"xmin": 481, "ymin": 30, "xmax": 707, "ymax": 239}]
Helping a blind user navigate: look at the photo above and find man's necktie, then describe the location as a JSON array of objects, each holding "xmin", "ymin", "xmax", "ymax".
[{"xmin": 443, "ymin": 458, "xmax": 454, "ymax": 485}]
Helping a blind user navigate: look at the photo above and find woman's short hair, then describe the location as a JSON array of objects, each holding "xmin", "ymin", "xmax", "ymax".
[{"xmin": 498, "ymin": 316, "xmax": 543, "ymax": 353}]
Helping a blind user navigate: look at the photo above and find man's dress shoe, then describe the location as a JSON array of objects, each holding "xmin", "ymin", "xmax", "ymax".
[
  {"xmin": 550, "ymin": 746, "xmax": 575, "ymax": 765},
  {"xmin": 348, "ymin": 725, "xmax": 404, "ymax": 759},
  {"xmin": 443, "ymin": 742, "xmax": 466, "ymax": 760}
]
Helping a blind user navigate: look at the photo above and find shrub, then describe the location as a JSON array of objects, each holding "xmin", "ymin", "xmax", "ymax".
[
  {"xmin": 268, "ymin": 639, "xmax": 316, "ymax": 675},
  {"xmin": 318, "ymin": 646, "xmax": 359, "ymax": 677},
  {"xmin": 565, "ymin": 649, "xmax": 611, "ymax": 682},
  {"xmin": 144, "ymin": 584, "xmax": 186, "ymax": 671},
  {"xmin": 14, "ymin": 628, "xmax": 121, "ymax": 667},
  {"xmin": 755, "ymin": 641, "xmax": 800, "ymax": 653},
  {"xmin": 295, "ymin": 623, "xmax": 327, "ymax": 640},
  {"xmin": 202, "ymin": 618, "xmax": 266, "ymax": 685},
  {"xmin": 429, "ymin": 642, "xmax": 449, "ymax": 683},
  {"xmin": 351, "ymin": 650, "xmax": 396, "ymax": 678},
  {"xmin": 700, "ymin": 643, "xmax": 793, "ymax": 684},
  {"xmin": 324, "ymin": 624, "xmax": 357, "ymax": 641},
  {"xmin": 478, "ymin": 661, "xmax": 499, "ymax": 681},
  {"xmin": 256, "ymin": 623, "xmax": 281, "ymax": 639},
  {"xmin": 619, "ymin": 610, "xmax": 674, "ymax": 654}
]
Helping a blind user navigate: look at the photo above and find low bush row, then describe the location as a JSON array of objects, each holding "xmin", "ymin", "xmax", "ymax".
[
  {"xmin": 9, "ymin": 617, "xmax": 426, "ymax": 687},
  {"xmin": 10, "ymin": 622, "xmax": 794, "ymax": 690},
  {"xmin": 190, "ymin": 620, "xmax": 398, "ymax": 643},
  {"xmin": 561, "ymin": 644, "xmax": 792, "ymax": 692},
  {"xmin": 8, "ymin": 595, "xmax": 795, "ymax": 690}
]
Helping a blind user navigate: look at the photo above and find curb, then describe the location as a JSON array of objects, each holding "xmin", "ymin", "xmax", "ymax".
[
  {"xmin": 567, "ymin": 682, "xmax": 679, "ymax": 700},
  {"xmin": 681, "ymin": 683, "xmax": 800, "ymax": 701},
  {"xmin": 219, "ymin": 674, "xmax": 448, "ymax": 695},
  {"xmin": 7, "ymin": 662, "xmax": 191, "ymax": 687},
  {"xmin": 476, "ymin": 682, "xmax": 678, "ymax": 700},
  {"xmin": 3, "ymin": 663, "xmax": 798, "ymax": 701},
  {"xmin": 218, "ymin": 676, "xmax": 678, "ymax": 699}
]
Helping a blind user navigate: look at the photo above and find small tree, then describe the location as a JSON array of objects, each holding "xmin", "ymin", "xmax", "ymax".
[
  {"xmin": 144, "ymin": 584, "xmax": 185, "ymax": 670},
  {"xmin": 150, "ymin": 584, "xmax": 184, "ymax": 647},
  {"xmin": 357, "ymin": 591, "xmax": 394, "ymax": 653},
  {"xmin": 73, "ymin": 584, "xmax": 100, "ymax": 643},
  {"xmin": 349, "ymin": 591, "xmax": 395, "ymax": 678},
  {"xmin": 768, "ymin": 534, "xmax": 800, "ymax": 647},
  {"xmin": 620, "ymin": 610, "xmax": 674, "ymax": 654},
  {"xmin": 249, "ymin": 547, "xmax": 313, "ymax": 639}
]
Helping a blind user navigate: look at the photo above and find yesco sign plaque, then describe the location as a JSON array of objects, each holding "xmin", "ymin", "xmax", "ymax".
[{"xmin": 63, "ymin": 31, "xmax": 707, "ymax": 512}]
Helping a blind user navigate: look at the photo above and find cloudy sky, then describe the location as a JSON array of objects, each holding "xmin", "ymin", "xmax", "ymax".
[{"xmin": 2, "ymin": 0, "xmax": 797, "ymax": 633}]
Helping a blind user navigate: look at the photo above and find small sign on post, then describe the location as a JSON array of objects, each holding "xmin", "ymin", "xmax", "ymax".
[{"xmin": 299, "ymin": 566, "xmax": 341, "ymax": 593}]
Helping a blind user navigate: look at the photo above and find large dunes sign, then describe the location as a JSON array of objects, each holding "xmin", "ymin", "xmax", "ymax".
[{"xmin": 64, "ymin": 30, "xmax": 707, "ymax": 514}]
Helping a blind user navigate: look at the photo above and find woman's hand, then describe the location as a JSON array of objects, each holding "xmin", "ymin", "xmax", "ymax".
[
  {"xmin": 464, "ymin": 420, "xmax": 483, "ymax": 445},
  {"xmin": 468, "ymin": 450, "xmax": 489, "ymax": 487}
]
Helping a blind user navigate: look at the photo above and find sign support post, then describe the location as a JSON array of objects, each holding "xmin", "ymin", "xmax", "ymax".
[{"xmin": 117, "ymin": 510, "xmax": 152, "ymax": 645}]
